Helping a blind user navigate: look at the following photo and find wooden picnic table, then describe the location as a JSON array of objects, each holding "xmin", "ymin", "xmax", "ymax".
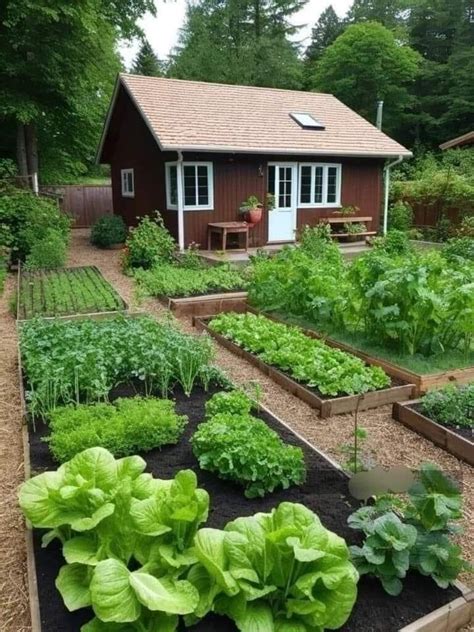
[{"xmin": 207, "ymin": 221, "xmax": 249, "ymax": 252}]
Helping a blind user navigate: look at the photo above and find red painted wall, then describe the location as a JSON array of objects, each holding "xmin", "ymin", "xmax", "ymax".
[{"xmin": 101, "ymin": 89, "xmax": 383, "ymax": 247}]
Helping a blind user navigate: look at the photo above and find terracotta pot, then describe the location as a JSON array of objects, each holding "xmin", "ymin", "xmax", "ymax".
[{"xmin": 246, "ymin": 207, "xmax": 263, "ymax": 224}]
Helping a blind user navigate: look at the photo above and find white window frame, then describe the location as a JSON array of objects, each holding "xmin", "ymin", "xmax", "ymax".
[
  {"xmin": 121, "ymin": 168, "xmax": 135, "ymax": 198},
  {"xmin": 165, "ymin": 161, "xmax": 214, "ymax": 211},
  {"xmin": 298, "ymin": 163, "xmax": 342, "ymax": 208}
]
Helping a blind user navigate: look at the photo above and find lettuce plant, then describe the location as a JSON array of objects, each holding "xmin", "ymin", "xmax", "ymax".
[
  {"xmin": 192, "ymin": 413, "xmax": 306, "ymax": 498},
  {"xmin": 19, "ymin": 448, "xmax": 209, "ymax": 630},
  {"xmin": 209, "ymin": 312, "xmax": 390, "ymax": 396},
  {"xmin": 188, "ymin": 502, "xmax": 359, "ymax": 631},
  {"xmin": 204, "ymin": 389, "xmax": 253, "ymax": 418}
]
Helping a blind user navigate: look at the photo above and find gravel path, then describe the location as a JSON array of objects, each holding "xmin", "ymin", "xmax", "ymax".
[
  {"xmin": 0, "ymin": 274, "xmax": 30, "ymax": 632},
  {"xmin": 1, "ymin": 230, "xmax": 470, "ymax": 632}
]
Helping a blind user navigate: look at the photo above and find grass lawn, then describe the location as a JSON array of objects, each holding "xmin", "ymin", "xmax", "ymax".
[{"xmin": 271, "ymin": 311, "xmax": 474, "ymax": 375}]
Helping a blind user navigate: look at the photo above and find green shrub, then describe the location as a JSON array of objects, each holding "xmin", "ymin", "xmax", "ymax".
[
  {"xmin": 204, "ymin": 389, "xmax": 253, "ymax": 418},
  {"xmin": 388, "ymin": 200, "xmax": 413, "ymax": 231},
  {"xmin": 192, "ymin": 411, "xmax": 306, "ymax": 498},
  {"xmin": 456, "ymin": 215, "xmax": 474, "ymax": 238},
  {"xmin": 0, "ymin": 247, "xmax": 7, "ymax": 294},
  {"xmin": 372, "ymin": 229, "xmax": 412, "ymax": 254},
  {"xmin": 124, "ymin": 212, "xmax": 175, "ymax": 269},
  {"xmin": 90, "ymin": 215, "xmax": 127, "ymax": 248},
  {"xmin": 46, "ymin": 397, "xmax": 188, "ymax": 462},
  {"xmin": 25, "ymin": 228, "xmax": 67, "ymax": 269},
  {"xmin": 442, "ymin": 237, "xmax": 474, "ymax": 262},
  {"xmin": 20, "ymin": 315, "xmax": 215, "ymax": 418},
  {"xmin": 0, "ymin": 189, "xmax": 70, "ymax": 260},
  {"xmin": 419, "ymin": 383, "xmax": 474, "ymax": 429},
  {"xmin": 209, "ymin": 312, "xmax": 390, "ymax": 396},
  {"xmin": 133, "ymin": 262, "xmax": 246, "ymax": 298}
]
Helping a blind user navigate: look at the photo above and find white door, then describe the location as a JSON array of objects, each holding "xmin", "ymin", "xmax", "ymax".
[{"xmin": 268, "ymin": 163, "xmax": 297, "ymax": 242}]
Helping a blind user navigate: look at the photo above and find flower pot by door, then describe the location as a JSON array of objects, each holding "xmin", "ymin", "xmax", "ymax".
[{"xmin": 246, "ymin": 208, "xmax": 263, "ymax": 224}]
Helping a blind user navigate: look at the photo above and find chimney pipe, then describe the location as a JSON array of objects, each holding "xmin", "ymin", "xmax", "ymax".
[{"xmin": 376, "ymin": 100, "xmax": 384, "ymax": 130}]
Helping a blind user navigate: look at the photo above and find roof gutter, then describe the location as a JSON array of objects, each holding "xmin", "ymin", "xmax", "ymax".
[
  {"xmin": 382, "ymin": 155, "xmax": 404, "ymax": 235},
  {"xmin": 176, "ymin": 150, "xmax": 185, "ymax": 251}
]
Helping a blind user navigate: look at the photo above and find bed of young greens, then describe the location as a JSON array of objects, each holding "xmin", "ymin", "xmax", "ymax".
[
  {"xmin": 18, "ymin": 266, "xmax": 125, "ymax": 319},
  {"xmin": 208, "ymin": 311, "xmax": 390, "ymax": 397}
]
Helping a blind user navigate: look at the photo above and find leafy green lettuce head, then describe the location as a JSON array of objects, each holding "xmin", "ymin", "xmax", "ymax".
[{"xmin": 188, "ymin": 502, "xmax": 359, "ymax": 631}]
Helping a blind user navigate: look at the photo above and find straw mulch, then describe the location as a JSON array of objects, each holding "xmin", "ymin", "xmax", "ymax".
[{"xmin": 0, "ymin": 274, "xmax": 30, "ymax": 631}]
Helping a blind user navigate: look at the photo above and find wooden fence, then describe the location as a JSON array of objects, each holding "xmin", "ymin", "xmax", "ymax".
[{"xmin": 39, "ymin": 184, "xmax": 113, "ymax": 228}]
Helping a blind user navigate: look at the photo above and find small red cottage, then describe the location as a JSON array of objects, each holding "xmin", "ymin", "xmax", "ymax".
[{"xmin": 97, "ymin": 74, "xmax": 411, "ymax": 249}]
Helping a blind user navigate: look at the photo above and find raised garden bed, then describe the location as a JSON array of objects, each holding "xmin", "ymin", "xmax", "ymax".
[
  {"xmin": 247, "ymin": 307, "xmax": 474, "ymax": 396},
  {"xmin": 194, "ymin": 316, "xmax": 415, "ymax": 418},
  {"xmin": 163, "ymin": 291, "xmax": 248, "ymax": 317},
  {"xmin": 16, "ymin": 265, "xmax": 127, "ymax": 320},
  {"xmin": 22, "ymin": 383, "xmax": 473, "ymax": 632},
  {"xmin": 393, "ymin": 400, "xmax": 474, "ymax": 466}
]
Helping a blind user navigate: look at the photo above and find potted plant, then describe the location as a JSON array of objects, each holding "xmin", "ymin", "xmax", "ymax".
[
  {"xmin": 239, "ymin": 195, "xmax": 263, "ymax": 224},
  {"xmin": 333, "ymin": 205, "xmax": 359, "ymax": 217},
  {"xmin": 343, "ymin": 221, "xmax": 367, "ymax": 242}
]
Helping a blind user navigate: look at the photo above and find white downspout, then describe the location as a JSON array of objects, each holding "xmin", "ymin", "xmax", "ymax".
[
  {"xmin": 176, "ymin": 150, "xmax": 185, "ymax": 251},
  {"xmin": 383, "ymin": 155, "xmax": 403, "ymax": 235}
]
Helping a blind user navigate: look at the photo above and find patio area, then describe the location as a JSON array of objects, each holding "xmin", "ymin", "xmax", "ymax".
[{"xmin": 198, "ymin": 239, "xmax": 370, "ymax": 264}]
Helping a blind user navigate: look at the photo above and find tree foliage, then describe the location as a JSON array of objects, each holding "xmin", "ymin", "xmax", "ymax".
[
  {"xmin": 132, "ymin": 40, "xmax": 163, "ymax": 77},
  {"xmin": 310, "ymin": 22, "xmax": 421, "ymax": 135},
  {"xmin": 0, "ymin": 0, "xmax": 154, "ymax": 182},
  {"xmin": 169, "ymin": 0, "xmax": 305, "ymax": 89}
]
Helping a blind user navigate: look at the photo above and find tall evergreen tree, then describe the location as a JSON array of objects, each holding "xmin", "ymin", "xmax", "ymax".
[
  {"xmin": 132, "ymin": 39, "xmax": 162, "ymax": 76},
  {"xmin": 406, "ymin": 0, "xmax": 474, "ymax": 145},
  {"xmin": 346, "ymin": 0, "xmax": 409, "ymax": 30},
  {"xmin": 305, "ymin": 6, "xmax": 343, "ymax": 64},
  {"xmin": 169, "ymin": 0, "xmax": 306, "ymax": 89}
]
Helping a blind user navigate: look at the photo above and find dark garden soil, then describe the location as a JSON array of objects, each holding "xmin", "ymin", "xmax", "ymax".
[
  {"xmin": 410, "ymin": 403, "xmax": 473, "ymax": 442},
  {"xmin": 29, "ymin": 385, "xmax": 459, "ymax": 632}
]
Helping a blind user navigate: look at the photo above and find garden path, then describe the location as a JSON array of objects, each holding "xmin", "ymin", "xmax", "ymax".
[{"xmin": 0, "ymin": 273, "xmax": 30, "ymax": 632}]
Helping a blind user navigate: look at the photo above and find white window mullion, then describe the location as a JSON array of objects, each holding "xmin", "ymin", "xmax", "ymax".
[
  {"xmin": 311, "ymin": 165, "xmax": 316, "ymax": 205},
  {"xmin": 322, "ymin": 166, "xmax": 328, "ymax": 205}
]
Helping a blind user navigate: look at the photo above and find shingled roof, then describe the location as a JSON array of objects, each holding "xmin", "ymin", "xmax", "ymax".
[{"xmin": 99, "ymin": 73, "xmax": 411, "ymax": 159}]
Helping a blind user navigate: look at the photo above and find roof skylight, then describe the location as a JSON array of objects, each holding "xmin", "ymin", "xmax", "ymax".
[{"xmin": 290, "ymin": 112, "xmax": 325, "ymax": 129}]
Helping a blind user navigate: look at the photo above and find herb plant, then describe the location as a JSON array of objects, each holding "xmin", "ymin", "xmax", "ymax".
[
  {"xmin": 46, "ymin": 397, "xmax": 188, "ymax": 462},
  {"xmin": 19, "ymin": 448, "xmax": 207, "ymax": 630},
  {"xmin": 348, "ymin": 463, "xmax": 470, "ymax": 595},
  {"xmin": 20, "ymin": 315, "xmax": 214, "ymax": 418},
  {"xmin": 209, "ymin": 312, "xmax": 390, "ymax": 396},
  {"xmin": 419, "ymin": 383, "xmax": 474, "ymax": 430},
  {"xmin": 18, "ymin": 266, "xmax": 125, "ymax": 319},
  {"xmin": 192, "ymin": 411, "xmax": 306, "ymax": 498},
  {"xmin": 188, "ymin": 502, "xmax": 359, "ymax": 630}
]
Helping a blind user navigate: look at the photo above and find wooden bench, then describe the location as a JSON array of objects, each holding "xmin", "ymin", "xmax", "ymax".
[
  {"xmin": 324, "ymin": 215, "xmax": 375, "ymax": 240},
  {"xmin": 207, "ymin": 221, "xmax": 249, "ymax": 252}
]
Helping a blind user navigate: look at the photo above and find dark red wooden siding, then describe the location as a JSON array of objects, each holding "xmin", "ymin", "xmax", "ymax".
[{"xmin": 101, "ymin": 88, "xmax": 384, "ymax": 247}]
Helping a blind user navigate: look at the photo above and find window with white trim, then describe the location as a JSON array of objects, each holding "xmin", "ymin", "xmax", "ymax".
[
  {"xmin": 298, "ymin": 163, "xmax": 341, "ymax": 207},
  {"xmin": 165, "ymin": 162, "xmax": 214, "ymax": 210},
  {"xmin": 121, "ymin": 168, "xmax": 134, "ymax": 197}
]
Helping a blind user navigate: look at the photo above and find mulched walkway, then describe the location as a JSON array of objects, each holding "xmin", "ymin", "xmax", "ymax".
[{"xmin": 0, "ymin": 229, "xmax": 471, "ymax": 631}]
